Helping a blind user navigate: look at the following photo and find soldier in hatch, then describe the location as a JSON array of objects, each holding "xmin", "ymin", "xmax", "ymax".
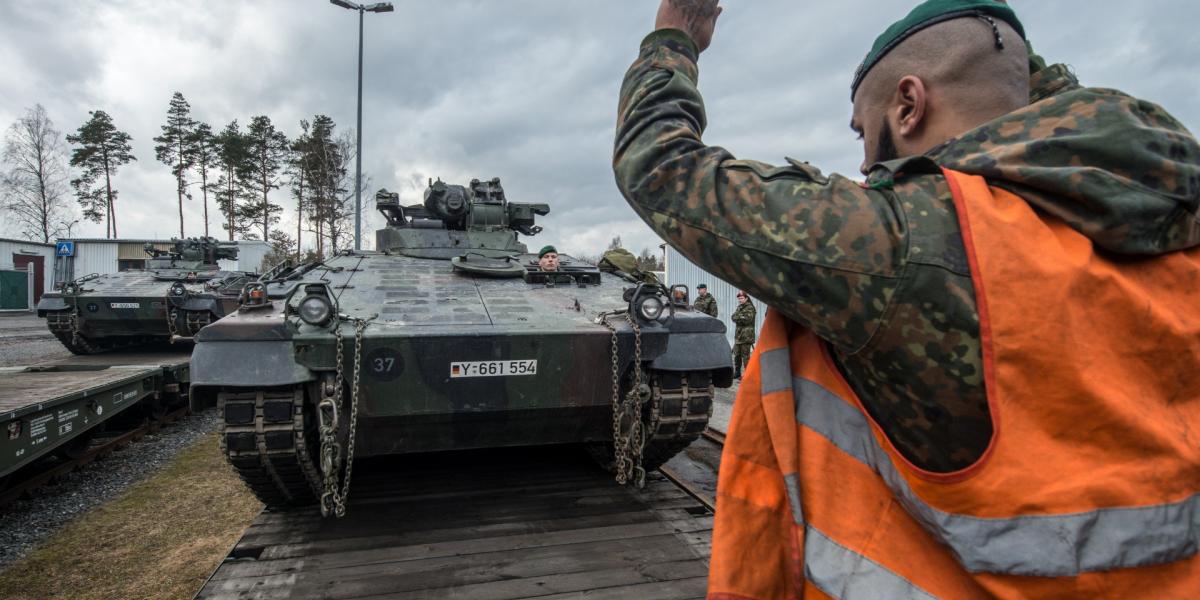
[
  {"xmin": 692, "ymin": 283, "xmax": 717, "ymax": 318},
  {"xmin": 537, "ymin": 245, "xmax": 559, "ymax": 271}
]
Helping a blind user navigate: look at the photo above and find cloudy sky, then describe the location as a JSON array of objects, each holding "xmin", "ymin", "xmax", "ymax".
[{"xmin": 2, "ymin": 0, "xmax": 1197, "ymax": 256}]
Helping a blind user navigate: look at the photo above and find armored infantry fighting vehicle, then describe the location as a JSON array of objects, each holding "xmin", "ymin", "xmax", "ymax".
[
  {"xmin": 37, "ymin": 237, "xmax": 255, "ymax": 354},
  {"xmin": 193, "ymin": 177, "xmax": 734, "ymax": 516}
]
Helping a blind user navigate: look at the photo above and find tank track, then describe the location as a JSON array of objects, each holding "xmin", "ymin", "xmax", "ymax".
[
  {"xmin": 642, "ymin": 370, "xmax": 715, "ymax": 470},
  {"xmin": 46, "ymin": 309, "xmax": 186, "ymax": 354},
  {"xmin": 219, "ymin": 388, "xmax": 323, "ymax": 508},
  {"xmin": 47, "ymin": 311, "xmax": 104, "ymax": 355},
  {"xmin": 589, "ymin": 369, "xmax": 715, "ymax": 473}
]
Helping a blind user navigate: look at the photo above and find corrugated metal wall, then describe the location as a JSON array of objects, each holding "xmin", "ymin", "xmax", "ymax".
[
  {"xmin": 223, "ymin": 241, "xmax": 269, "ymax": 273},
  {"xmin": 664, "ymin": 246, "xmax": 765, "ymax": 347},
  {"xmin": 118, "ymin": 242, "xmax": 170, "ymax": 259},
  {"xmin": 70, "ymin": 241, "xmax": 120, "ymax": 282}
]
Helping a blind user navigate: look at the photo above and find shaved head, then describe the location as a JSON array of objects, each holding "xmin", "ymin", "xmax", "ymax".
[{"xmin": 851, "ymin": 16, "xmax": 1030, "ymax": 173}]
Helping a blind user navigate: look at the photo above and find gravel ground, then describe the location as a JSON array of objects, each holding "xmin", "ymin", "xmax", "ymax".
[
  {"xmin": 0, "ymin": 313, "xmax": 71, "ymax": 367},
  {"xmin": 0, "ymin": 410, "xmax": 220, "ymax": 571}
]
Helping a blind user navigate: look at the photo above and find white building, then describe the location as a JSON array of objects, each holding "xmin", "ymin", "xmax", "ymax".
[
  {"xmin": 51, "ymin": 238, "xmax": 271, "ymax": 286},
  {"xmin": 0, "ymin": 238, "xmax": 56, "ymax": 310},
  {"xmin": 663, "ymin": 245, "xmax": 766, "ymax": 347}
]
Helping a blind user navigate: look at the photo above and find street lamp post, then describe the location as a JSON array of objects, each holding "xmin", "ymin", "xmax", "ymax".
[{"xmin": 330, "ymin": 0, "xmax": 393, "ymax": 251}]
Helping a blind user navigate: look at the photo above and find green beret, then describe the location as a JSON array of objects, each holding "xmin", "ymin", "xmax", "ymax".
[
  {"xmin": 538, "ymin": 245, "xmax": 557, "ymax": 258},
  {"xmin": 851, "ymin": 0, "xmax": 1025, "ymax": 100},
  {"xmin": 697, "ymin": 283, "xmax": 707, "ymax": 289}
]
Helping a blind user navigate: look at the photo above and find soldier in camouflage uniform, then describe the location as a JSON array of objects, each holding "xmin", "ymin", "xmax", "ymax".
[
  {"xmin": 692, "ymin": 283, "xmax": 717, "ymax": 318},
  {"xmin": 729, "ymin": 291, "xmax": 755, "ymax": 379},
  {"xmin": 614, "ymin": 0, "xmax": 1200, "ymax": 473}
]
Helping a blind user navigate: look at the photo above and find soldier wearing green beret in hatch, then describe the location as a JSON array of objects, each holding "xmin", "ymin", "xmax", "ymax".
[
  {"xmin": 692, "ymin": 283, "xmax": 717, "ymax": 318},
  {"xmin": 537, "ymin": 245, "xmax": 559, "ymax": 271},
  {"xmin": 615, "ymin": 0, "xmax": 1200, "ymax": 595}
]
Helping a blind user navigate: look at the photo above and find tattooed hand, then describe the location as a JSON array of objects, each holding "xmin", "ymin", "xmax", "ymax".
[{"xmin": 655, "ymin": 0, "xmax": 722, "ymax": 53}]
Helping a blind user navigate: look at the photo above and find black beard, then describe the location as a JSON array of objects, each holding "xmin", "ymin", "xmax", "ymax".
[{"xmin": 873, "ymin": 117, "xmax": 899, "ymax": 164}]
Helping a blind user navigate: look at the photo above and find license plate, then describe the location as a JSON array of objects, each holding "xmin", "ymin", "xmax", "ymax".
[
  {"xmin": 110, "ymin": 302, "xmax": 140, "ymax": 309},
  {"xmin": 450, "ymin": 360, "xmax": 537, "ymax": 378}
]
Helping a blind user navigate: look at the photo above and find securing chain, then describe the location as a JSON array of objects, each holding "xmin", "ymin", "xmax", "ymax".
[
  {"xmin": 69, "ymin": 306, "xmax": 82, "ymax": 345},
  {"xmin": 597, "ymin": 311, "xmax": 650, "ymax": 488},
  {"xmin": 319, "ymin": 315, "xmax": 370, "ymax": 518},
  {"xmin": 167, "ymin": 305, "xmax": 180, "ymax": 341}
]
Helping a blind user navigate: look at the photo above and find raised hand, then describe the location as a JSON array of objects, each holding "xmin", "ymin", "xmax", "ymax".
[{"xmin": 655, "ymin": 0, "xmax": 723, "ymax": 53}]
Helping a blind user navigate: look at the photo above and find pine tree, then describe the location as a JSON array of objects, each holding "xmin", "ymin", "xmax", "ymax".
[
  {"xmin": 153, "ymin": 92, "xmax": 196, "ymax": 238},
  {"xmin": 212, "ymin": 121, "xmax": 251, "ymax": 241},
  {"xmin": 288, "ymin": 120, "xmax": 311, "ymax": 261},
  {"xmin": 241, "ymin": 115, "xmax": 288, "ymax": 241},
  {"xmin": 189, "ymin": 122, "xmax": 217, "ymax": 238},
  {"xmin": 67, "ymin": 110, "xmax": 135, "ymax": 238},
  {"xmin": 1, "ymin": 104, "xmax": 77, "ymax": 242}
]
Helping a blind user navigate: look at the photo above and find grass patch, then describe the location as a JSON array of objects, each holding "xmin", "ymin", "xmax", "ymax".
[{"xmin": 0, "ymin": 430, "xmax": 262, "ymax": 600}]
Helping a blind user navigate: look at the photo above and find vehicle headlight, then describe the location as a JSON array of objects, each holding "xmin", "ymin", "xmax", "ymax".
[
  {"xmin": 638, "ymin": 295, "xmax": 664, "ymax": 321},
  {"xmin": 171, "ymin": 282, "xmax": 186, "ymax": 296},
  {"xmin": 298, "ymin": 294, "xmax": 333, "ymax": 326}
]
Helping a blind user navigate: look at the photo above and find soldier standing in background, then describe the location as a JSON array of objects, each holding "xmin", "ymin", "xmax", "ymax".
[
  {"xmin": 614, "ymin": 0, "xmax": 1199, "ymax": 596},
  {"xmin": 692, "ymin": 283, "xmax": 716, "ymax": 317},
  {"xmin": 729, "ymin": 291, "xmax": 755, "ymax": 379}
]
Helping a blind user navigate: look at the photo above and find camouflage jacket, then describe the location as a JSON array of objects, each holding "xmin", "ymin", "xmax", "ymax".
[
  {"xmin": 731, "ymin": 301, "xmax": 756, "ymax": 345},
  {"xmin": 693, "ymin": 293, "xmax": 718, "ymax": 318},
  {"xmin": 614, "ymin": 29, "xmax": 1200, "ymax": 472}
]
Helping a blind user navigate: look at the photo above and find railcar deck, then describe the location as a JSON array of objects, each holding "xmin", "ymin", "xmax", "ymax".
[
  {"xmin": 197, "ymin": 448, "xmax": 714, "ymax": 599},
  {"xmin": 0, "ymin": 350, "xmax": 191, "ymax": 479}
]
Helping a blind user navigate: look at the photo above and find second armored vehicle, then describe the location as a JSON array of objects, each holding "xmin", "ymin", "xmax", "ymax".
[
  {"xmin": 194, "ymin": 178, "xmax": 734, "ymax": 516},
  {"xmin": 37, "ymin": 237, "xmax": 255, "ymax": 354}
]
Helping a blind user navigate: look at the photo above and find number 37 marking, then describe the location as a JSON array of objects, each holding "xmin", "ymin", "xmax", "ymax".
[{"xmin": 364, "ymin": 347, "xmax": 404, "ymax": 381}]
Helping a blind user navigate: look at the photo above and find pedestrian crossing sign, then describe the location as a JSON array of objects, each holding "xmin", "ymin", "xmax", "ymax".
[{"xmin": 55, "ymin": 241, "xmax": 75, "ymax": 257}]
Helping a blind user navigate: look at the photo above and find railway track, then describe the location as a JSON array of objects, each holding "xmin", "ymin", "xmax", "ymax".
[
  {"xmin": 0, "ymin": 405, "xmax": 190, "ymax": 508},
  {"xmin": 196, "ymin": 431, "xmax": 730, "ymax": 600}
]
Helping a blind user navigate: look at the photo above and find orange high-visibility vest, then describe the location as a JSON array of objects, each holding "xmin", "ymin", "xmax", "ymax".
[{"xmin": 708, "ymin": 169, "xmax": 1200, "ymax": 599}]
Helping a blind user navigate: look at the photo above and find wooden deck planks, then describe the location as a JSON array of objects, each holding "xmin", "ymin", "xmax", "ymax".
[{"xmin": 198, "ymin": 452, "xmax": 712, "ymax": 600}]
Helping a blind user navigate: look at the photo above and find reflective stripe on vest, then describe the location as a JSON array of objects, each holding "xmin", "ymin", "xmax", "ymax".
[
  {"xmin": 804, "ymin": 525, "xmax": 938, "ymax": 600},
  {"xmin": 763, "ymin": 349, "xmax": 1200, "ymax": 578}
]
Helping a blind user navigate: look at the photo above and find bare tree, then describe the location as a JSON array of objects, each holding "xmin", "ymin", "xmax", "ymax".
[
  {"xmin": 1, "ymin": 104, "xmax": 77, "ymax": 242},
  {"xmin": 322, "ymin": 130, "xmax": 368, "ymax": 254}
]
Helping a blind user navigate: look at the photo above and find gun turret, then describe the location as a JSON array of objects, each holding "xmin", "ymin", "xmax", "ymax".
[
  {"xmin": 374, "ymin": 177, "xmax": 550, "ymax": 259},
  {"xmin": 144, "ymin": 237, "xmax": 238, "ymax": 269}
]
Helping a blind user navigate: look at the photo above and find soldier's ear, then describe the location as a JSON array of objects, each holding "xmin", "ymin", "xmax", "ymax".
[{"xmin": 894, "ymin": 75, "xmax": 927, "ymax": 138}]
